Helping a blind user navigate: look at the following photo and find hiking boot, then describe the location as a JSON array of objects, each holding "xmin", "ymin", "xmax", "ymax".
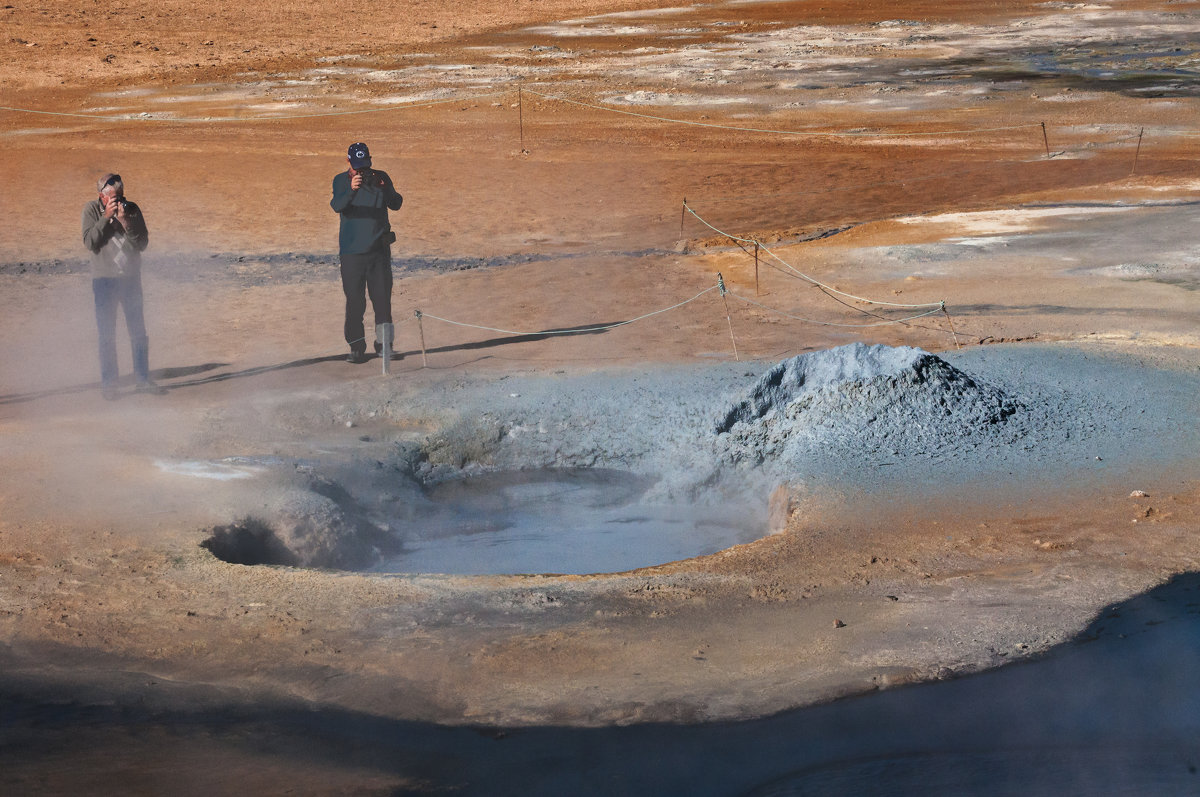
[
  {"xmin": 347, "ymin": 350, "xmax": 369, "ymax": 364},
  {"xmin": 135, "ymin": 379, "xmax": 167, "ymax": 395}
]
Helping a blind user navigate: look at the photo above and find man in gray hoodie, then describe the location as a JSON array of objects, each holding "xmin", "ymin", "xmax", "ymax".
[
  {"xmin": 82, "ymin": 173, "xmax": 164, "ymax": 399},
  {"xmin": 330, "ymin": 142, "xmax": 404, "ymax": 364}
]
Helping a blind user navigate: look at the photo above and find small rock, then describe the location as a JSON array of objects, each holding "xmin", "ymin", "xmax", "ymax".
[
  {"xmin": 833, "ymin": 619, "xmax": 846, "ymax": 628},
  {"xmin": 344, "ymin": 421, "xmax": 354, "ymax": 428},
  {"xmin": 1129, "ymin": 490, "xmax": 1148, "ymax": 498}
]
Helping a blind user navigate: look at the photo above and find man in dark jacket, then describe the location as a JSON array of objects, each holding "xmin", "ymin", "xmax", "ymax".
[
  {"xmin": 330, "ymin": 142, "xmax": 404, "ymax": 363},
  {"xmin": 82, "ymin": 173, "xmax": 165, "ymax": 399}
]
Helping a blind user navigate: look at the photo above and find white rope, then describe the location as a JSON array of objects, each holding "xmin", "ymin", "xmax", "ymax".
[
  {"xmin": 0, "ymin": 91, "xmax": 508, "ymax": 123},
  {"xmin": 684, "ymin": 204, "xmax": 943, "ymax": 309},
  {"xmin": 728, "ymin": 291, "xmax": 946, "ymax": 328},
  {"xmin": 418, "ymin": 285, "xmax": 719, "ymax": 336},
  {"xmin": 524, "ymin": 89, "xmax": 1043, "ymax": 138}
]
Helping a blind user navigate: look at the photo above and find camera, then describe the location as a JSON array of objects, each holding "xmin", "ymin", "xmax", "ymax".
[{"xmin": 357, "ymin": 168, "xmax": 384, "ymax": 188}]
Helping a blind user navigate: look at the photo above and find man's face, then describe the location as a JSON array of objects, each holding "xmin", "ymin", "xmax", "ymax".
[{"xmin": 101, "ymin": 185, "xmax": 123, "ymax": 205}]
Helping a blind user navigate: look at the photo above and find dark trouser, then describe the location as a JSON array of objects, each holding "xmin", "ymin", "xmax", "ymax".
[
  {"xmin": 93, "ymin": 276, "xmax": 149, "ymax": 386},
  {"xmin": 340, "ymin": 245, "xmax": 393, "ymax": 353}
]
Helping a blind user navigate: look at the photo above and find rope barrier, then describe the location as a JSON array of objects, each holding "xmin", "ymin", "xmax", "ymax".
[
  {"xmin": 727, "ymin": 291, "xmax": 946, "ymax": 328},
  {"xmin": 523, "ymin": 89, "xmax": 1044, "ymax": 139},
  {"xmin": 0, "ymin": 91, "xmax": 509, "ymax": 123},
  {"xmin": 683, "ymin": 203, "xmax": 945, "ymax": 310},
  {"xmin": 397, "ymin": 274, "xmax": 953, "ymax": 372}
]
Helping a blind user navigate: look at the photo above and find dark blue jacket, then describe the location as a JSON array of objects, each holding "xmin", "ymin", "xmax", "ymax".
[{"xmin": 330, "ymin": 169, "xmax": 403, "ymax": 255}]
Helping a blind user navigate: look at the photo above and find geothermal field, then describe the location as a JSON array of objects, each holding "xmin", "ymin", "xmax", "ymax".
[{"xmin": 2, "ymin": 0, "xmax": 1200, "ymax": 793}]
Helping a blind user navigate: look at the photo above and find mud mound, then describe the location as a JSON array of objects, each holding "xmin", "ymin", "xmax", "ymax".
[
  {"xmin": 202, "ymin": 472, "xmax": 396, "ymax": 569},
  {"xmin": 716, "ymin": 343, "xmax": 1022, "ymax": 465}
]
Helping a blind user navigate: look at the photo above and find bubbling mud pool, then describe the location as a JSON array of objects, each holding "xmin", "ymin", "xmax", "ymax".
[
  {"xmin": 382, "ymin": 468, "xmax": 763, "ymax": 575},
  {"xmin": 199, "ymin": 343, "xmax": 1200, "ymax": 579},
  {"xmin": 198, "ymin": 462, "xmax": 767, "ymax": 576}
]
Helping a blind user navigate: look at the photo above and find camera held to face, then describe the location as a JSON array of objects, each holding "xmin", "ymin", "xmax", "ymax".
[{"xmin": 357, "ymin": 168, "xmax": 384, "ymax": 188}]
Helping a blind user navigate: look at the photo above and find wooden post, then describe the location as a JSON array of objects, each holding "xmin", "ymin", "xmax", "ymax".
[
  {"xmin": 415, "ymin": 310, "xmax": 428, "ymax": 368},
  {"xmin": 518, "ymin": 84, "xmax": 526, "ymax": 153},
  {"xmin": 680, "ymin": 198, "xmax": 687, "ymax": 239},
  {"xmin": 754, "ymin": 242, "xmax": 760, "ymax": 296},
  {"xmin": 717, "ymin": 273, "xmax": 740, "ymax": 362},
  {"xmin": 1041, "ymin": 121, "xmax": 1051, "ymax": 159},
  {"xmin": 941, "ymin": 303, "xmax": 962, "ymax": 350},
  {"xmin": 1131, "ymin": 127, "xmax": 1144, "ymax": 175}
]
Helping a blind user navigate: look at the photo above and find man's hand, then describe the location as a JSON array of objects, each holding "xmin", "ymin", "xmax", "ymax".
[
  {"xmin": 101, "ymin": 192, "xmax": 126, "ymax": 230},
  {"xmin": 349, "ymin": 168, "xmax": 364, "ymax": 191},
  {"xmin": 102, "ymin": 193, "xmax": 119, "ymax": 220}
]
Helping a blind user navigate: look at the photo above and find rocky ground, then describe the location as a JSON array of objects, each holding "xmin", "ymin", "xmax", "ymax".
[{"xmin": 1, "ymin": 0, "xmax": 1199, "ymax": 792}]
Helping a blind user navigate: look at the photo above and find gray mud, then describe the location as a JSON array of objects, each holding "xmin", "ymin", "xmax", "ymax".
[
  {"xmin": 416, "ymin": 342, "xmax": 1200, "ymax": 499},
  {"xmin": 715, "ymin": 343, "xmax": 1021, "ymax": 462},
  {"xmin": 208, "ymin": 342, "xmax": 1200, "ymax": 574}
]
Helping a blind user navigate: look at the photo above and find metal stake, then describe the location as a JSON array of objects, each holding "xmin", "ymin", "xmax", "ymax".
[
  {"xmin": 415, "ymin": 310, "xmax": 428, "ymax": 368},
  {"xmin": 1131, "ymin": 127, "xmax": 1144, "ymax": 175}
]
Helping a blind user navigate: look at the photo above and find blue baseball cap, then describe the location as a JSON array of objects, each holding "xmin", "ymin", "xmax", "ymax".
[{"xmin": 347, "ymin": 142, "xmax": 372, "ymax": 168}]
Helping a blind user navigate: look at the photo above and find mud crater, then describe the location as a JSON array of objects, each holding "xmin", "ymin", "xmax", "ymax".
[
  {"xmin": 198, "ymin": 343, "xmax": 1081, "ymax": 577},
  {"xmin": 200, "ymin": 458, "xmax": 765, "ymax": 576}
]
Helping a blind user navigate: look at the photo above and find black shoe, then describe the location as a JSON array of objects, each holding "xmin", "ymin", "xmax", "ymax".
[
  {"xmin": 135, "ymin": 379, "xmax": 167, "ymax": 395},
  {"xmin": 102, "ymin": 386, "xmax": 120, "ymax": 401},
  {"xmin": 347, "ymin": 350, "xmax": 368, "ymax": 364}
]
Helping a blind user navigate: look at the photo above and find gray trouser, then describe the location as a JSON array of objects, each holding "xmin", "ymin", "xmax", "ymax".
[
  {"xmin": 93, "ymin": 276, "xmax": 149, "ymax": 385},
  {"xmin": 340, "ymin": 244, "xmax": 392, "ymax": 353}
]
